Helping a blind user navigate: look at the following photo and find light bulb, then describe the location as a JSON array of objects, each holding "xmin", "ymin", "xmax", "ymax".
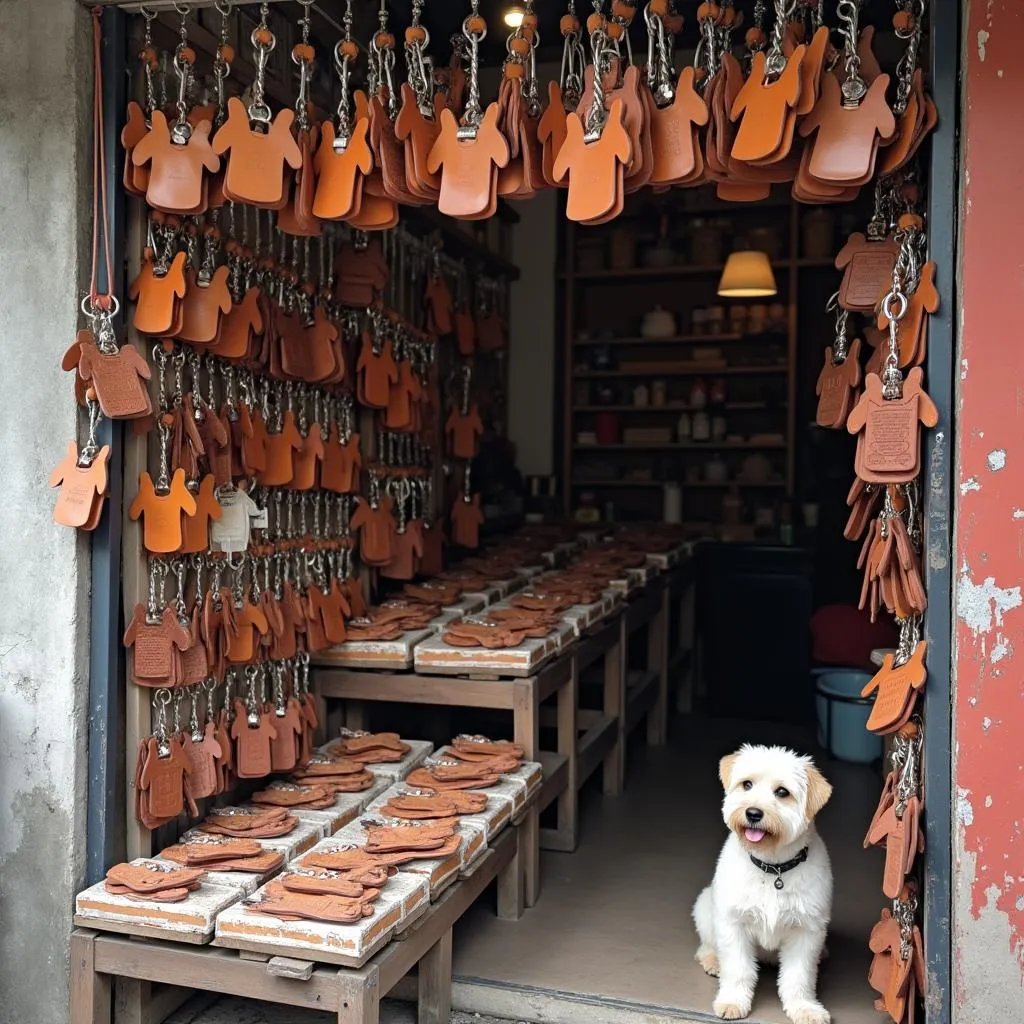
[{"xmin": 504, "ymin": 7, "xmax": 525, "ymax": 28}]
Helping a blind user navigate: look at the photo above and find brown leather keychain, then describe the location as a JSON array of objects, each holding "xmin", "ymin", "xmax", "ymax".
[
  {"xmin": 130, "ymin": 250, "xmax": 188, "ymax": 336},
  {"xmin": 729, "ymin": 46, "xmax": 807, "ymax": 164},
  {"xmin": 451, "ymin": 487, "xmax": 484, "ymax": 549},
  {"xmin": 51, "ymin": 438, "xmax": 110, "ymax": 531},
  {"xmin": 76, "ymin": 332, "xmax": 153, "ymax": 420},
  {"xmin": 648, "ymin": 68, "xmax": 709, "ymax": 187},
  {"xmin": 862, "ymin": 635, "xmax": 927, "ymax": 735}
]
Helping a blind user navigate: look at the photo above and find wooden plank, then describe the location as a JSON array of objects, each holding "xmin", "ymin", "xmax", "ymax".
[
  {"xmin": 70, "ymin": 930, "xmax": 112, "ymax": 1024},
  {"xmin": 602, "ymin": 634, "xmax": 625, "ymax": 796},
  {"xmin": 417, "ymin": 930, "xmax": 453, "ymax": 1024},
  {"xmin": 647, "ymin": 586, "xmax": 669, "ymax": 745},
  {"xmin": 512, "ymin": 680, "xmax": 539, "ymax": 760},
  {"xmin": 535, "ymin": 753, "xmax": 570, "ymax": 815},
  {"xmin": 266, "ymin": 957, "xmax": 314, "ymax": 980},
  {"xmin": 534, "ymin": 654, "xmax": 573, "ymax": 703},
  {"xmin": 316, "ymin": 669, "xmax": 517, "ymax": 710},
  {"xmin": 92, "ymin": 938, "xmax": 343, "ymax": 1010},
  {"xmin": 569, "ymin": 617, "xmax": 622, "ymax": 673},
  {"xmin": 578, "ymin": 715, "xmax": 619, "ymax": 790}
]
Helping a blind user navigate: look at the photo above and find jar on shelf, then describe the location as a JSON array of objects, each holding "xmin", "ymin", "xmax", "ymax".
[
  {"xmin": 706, "ymin": 305, "xmax": 726, "ymax": 335},
  {"xmin": 689, "ymin": 378, "xmax": 708, "ymax": 409},
  {"xmin": 691, "ymin": 307, "xmax": 707, "ymax": 336},
  {"xmin": 677, "ymin": 412, "xmax": 692, "ymax": 441},
  {"xmin": 801, "ymin": 208, "xmax": 835, "ymax": 260},
  {"xmin": 652, "ymin": 380, "xmax": 667, "ymax": 406},
  {"xmin": 712, "ymin": 415, "xmax": 728, "ymax": 441},
  {"xmin": 692, "ymin": 410, "xmax": 711, "ymax": 441},
  {"xmin": 728, "ymin": 305, "xmax": 747, "ymax": 335},
  {"xmin": 748, "ymin": 303, "xmax": 769, "ymax": 335},
  {"xmin": 633, "ymin": 383, "xmax": 650, "ymax": 407},
  {"xmin": 710, "ymin": 378, "xmax": 727, "ymax": 406}
]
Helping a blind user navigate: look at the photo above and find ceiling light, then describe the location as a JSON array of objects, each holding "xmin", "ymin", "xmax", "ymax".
[
  {"xmin": 717, "ymin": 251, "xmax": 778, "ymax": 298},
  {"xmin": 504, "ymin": 6, "xmax": 525, "ymax": 28}
]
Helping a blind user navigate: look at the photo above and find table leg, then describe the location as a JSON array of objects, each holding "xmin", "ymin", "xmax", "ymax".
[
  {"xmin": 417, "ymin": 929, "xmax": 454, "ymax": 1024},
  {"xmin": 556, "ymin": 659, "xmax": 579, "ymax": 849},
  {"xmin": 521, "ymin": 807, "xmax": 540, "ymax": 908},
  {"xmin": 336, "ymin": 965, "xmax": 380, "ymax": 1024},
  {"xmin": 497, "ymin": 825, "xmax": 525, "ymax": 920},
  {"xmin": 603, "ymin": 634, "xmax": 625, "ymax": 796},
  {"xmin": 70, "ymin": 930, "xmax": 112, "ymax": 1024},
  {"xmin": 647, "ymin": 588, "xmax": 669, "ymax": 746},
  {"xmin": 513, "ymin": 679, "xmax": 541, "ymax": 906}
]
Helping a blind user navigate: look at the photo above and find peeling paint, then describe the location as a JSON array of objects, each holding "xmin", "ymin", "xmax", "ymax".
[
  {"xmin": 978, "ymin": 28, "xmax": 990, "ymax": 60},
  {"xmin": 983, "ymin": 717, "xmax": 992, "ymax": 731},
  {"xmin": 987, "ymin": 796, "xmax": 994, "ymax": 808},
  {"xmin": 962, "ymin": 358, "xmax": 969, "ymax": 381},
  {"xmin": 956, "ymin": 570, "xmax": 1022, "ymax": 635},
  {"xmin": 961, "ymin": 476, "xmax": 982, "ymax": 494},
  {"xmin": 991, "ymin": 635, "xmax": 1011, "ymax": 663},
  {"xmin": 988, "ymin": 449, "xmax": 1007, "ymax": 472},
  {"xmin": 1013, "ymin": 509, "xmax": 1024, "ymax": 520},
  {"xmin": 958, "ymin": 789, "xmax": 975, "ymax": 827}
]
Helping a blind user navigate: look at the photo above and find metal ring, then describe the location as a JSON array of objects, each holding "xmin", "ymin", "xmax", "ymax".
[{"xmin": 880, "ymin": 290, "xmax": 909, "ymax": 323}]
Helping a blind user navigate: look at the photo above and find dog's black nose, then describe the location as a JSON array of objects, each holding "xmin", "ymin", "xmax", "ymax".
[{"xmin": 745, "ymin": 808, "xmax": 764, "ymax": 824}]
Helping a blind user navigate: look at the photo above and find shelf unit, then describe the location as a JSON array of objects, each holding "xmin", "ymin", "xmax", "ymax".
[{"xmin": 560, "ymin": 196, "xmax": 828, "ymax": 524}]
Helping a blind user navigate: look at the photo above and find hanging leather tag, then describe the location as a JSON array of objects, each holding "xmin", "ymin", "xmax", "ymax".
[
  {"xmin": 848, "ymin": 369, "xmax": 938, "ymax": 483},
  {"xmin": 124, "ymin": 603, "xmax": 192, "ymax": 687},
  {"xmin": 427, "ymin": 104, "xmax": 510, "ymax": 220},
  {"xmin": 129, "ymin": 468, "xmax": 198, "ymax": 554},
  {"xmin": 132, "ymin": 112, "xmax": 220, "ymax": 215},
  {"xmin": 861, "ymin": 641, "xmax": 928, "ymax": 734},
  {"xmin": 213, "ymin": 98, "xmax": 303, "ymax": 208},
  {"xmin": 351, "ymin": 496, "xmax": 396, "ymax": 566},
  {"xmin": 313, "ymin": 118, "xmax": 374, "ymax": 220},
  {"xmin": 451, "ymin": 491, "xmax": 485, "ymax": 549},
  {"xmin": 77, "ymin": 339, "xmax": 153, "ymax": 420},
  {"xmin": 51, "ymin": 441, "xmax": 110, "ymax": 530},
  {"xmin": 231, "ymin": 701, "xmax": 279, "ymax": 778},
  {"xmin": 178, "ymin": 266, "xmax": 233, "ymax": 345},
  {"xmin": 140, "ymin": 735, "xmax": 191, "ymax": 821},
  {"xmin": 130, "ymin": 251, "xmax": 188, "ymax": 336},
  {"xmin": 815, "ymin": 338, "xmax": 863, "ymax": 429},
  {"xmin": 258, "ymin": 411, "xmax": 303, "ymax": 487},
  {"xmin": 836, "ymin": 232, "xmax": 901, "ymax": 312},
  {"xmin": 729, "ymin": 48, "xmax": 806, "ymax": 164},
  {"xmin": 183, "ymin": 721, "xmax": 223, "ymax": 801}
]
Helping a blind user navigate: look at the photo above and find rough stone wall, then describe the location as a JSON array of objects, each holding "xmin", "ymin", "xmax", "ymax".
[{"xmin": 0, "ymin": 2, "xmax": 93, "ymax": 1022}]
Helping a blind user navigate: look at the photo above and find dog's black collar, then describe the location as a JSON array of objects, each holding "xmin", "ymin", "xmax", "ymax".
[{"xmin": 749, "ymin": 847, "xmax": 809, "ymax": 890}]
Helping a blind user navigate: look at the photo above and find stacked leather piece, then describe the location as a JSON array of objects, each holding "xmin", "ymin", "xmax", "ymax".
[
  {"xmin": 287, "ymin": 753, "xmax": 375, "ymax": 794},
  {"xmin": 201, "ymin": 806, "xmax": 298, "ymax": 839},
  {"xmin": 104, "ymin": 861, "xmax": 206, "ymax": 904},
  {"xmin": 160, "ymin": 834, "xmax": 285, "ymax": 874},
  {"xmin": 326, "ymin": 731, "xmax": 412, "ymax": 765}
]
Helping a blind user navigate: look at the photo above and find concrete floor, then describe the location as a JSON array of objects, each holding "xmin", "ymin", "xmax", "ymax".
[
  {"xmin": 169, "ymin": 715, "xmax": 882, "ymax": 1024},
  {"xmin": 449, "ymin": 713, "xmax": 881, "ymax": 1024}
]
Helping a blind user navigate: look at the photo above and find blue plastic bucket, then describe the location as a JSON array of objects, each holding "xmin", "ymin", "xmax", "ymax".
[{"xmin": 813, "ymin": 668, "xmax": 883, "ymax": 764}]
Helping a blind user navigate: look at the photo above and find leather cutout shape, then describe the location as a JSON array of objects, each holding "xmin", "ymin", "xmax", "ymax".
[
  {"xmin": 51, "ymin": 442, "xmax": 110, "ymax": 530},
  {"xmin": 320, "ymin": 426, "xmax": 362, "ymax": 493},
  {"xmin": 77, "ymin": 338, "xmax": 153, "ymax": 420},
  {"xmin": 861, "ymin": 641, "xmax": 927, "ymax": 734},
  {"xmin": 357, "ymin": 336, "xmax": 399, "ymax": 408},
  {"xmin": 313, "ymin": 118, "xmax": 373, "ymax": 220},
  {"xmin": 553, "ymin": 100, "xmax": 632, "ymax": 224},
  {"xmin": 123, "ymin": 603, "xmax": 191, "ymax": 687},
  {"xmin": 179, "ymin": 474, "xmax": 223, "ymax": 554},
  {"xmin": 795, "ymin": 25, "xmax": 830, "ymax": 116},
  {"xmin": 226, "ymin": 598, "xmax": 270, "ymax": 664},
  {"xmin": 198, "ymin": 406, "xmax": 232, "ymax": 486},
  {"xmin": 183, "ymin": 721, "xmax": 223, "ymax": 800},
  {"xmin": 132, "ymin": 111, "xmax": 220, "ymax": 214},
  {"xmin": 427, "ymin": 104, "xmax": 510, "ymax": 220},
  {"xmin": 417, "ymin": 524, "xmax": 445, "ymax": 577},
  {"xmin": 455, "ymin": 305, "xmax": 477, "ymax": 357},
  {"xmin": 347, "ymin": 191, "xmax": 399, "ymax": 230},
  {"xmin": 424, "ymin": 273, "xmax": 454, "ymax": 336},
  {"xmin": 213, "ymin": 98, "xmax": 303, "ymax": 208},
  {"xmin": 232, "ymin": 701, "xmax": 279, "ymax": 778},
  {"xmin": 730, "ymin": 48, "xmax": 806, "ymax": 164},
  {"xmin": 538, "ymin": 80, "xmax": 570, "ymax": 189},
  {"xmin": 835, "ymin": 233, "xmax": 901, "ymax": 312},
  {"xmin": 385, "ymin": 361, "xmax": 422, "ymax": 429},
  {"xmin": 140, "ymin": 736, "xmax": 191, "ymax": 821},
  {"xmin": 446, "ymin": 402, "xmax": 483, "ymax": 459},
  {"xmin": 130, "ymin": 251, "xmax": 187, "ymax": 336},
  {"xmin": 815, "ymin": 338, "xmax": 863, "ymax": 429},
  {"xmin": 451, "ymin": 491, "xmax": 484, "ymax": 549},
  {"xmin": 238, "ymin": 406, "xmax": 268, "ymax": 476},
  {"xmin": 291, "ymin": 428, "xmax": 325, "ymax": 491},
  {"xmin": 129, "ymin": 468, "xmax": 198, "ymax": 553},
  {"xmin": 258, "ymin": 411, "xmax": 303, "ymax": 487},
  {"xmin": 122, "ymin": 101, "xmax": 151, "ymax": 196},
  {"xmin": 269, "ymin": 699, "xmax": 304, "ymax": 772},
  {"xmin": 213, "ymin": 287, "xmax": 263, "ymax": 360},
  {"xmin": 351, "ymin": 496, "xmax": 396, "ymax": 566},
  {"xmin": 178, "ymin": 605, "xmax": 209, "ymax": 685},
  {"xmin": 648, "ymin": 68, "xmax": 708, "ymax": 186},
  {"xmin": 847, "ymin": 368, "xmax": 939, "ymax": 484},
  {"xmin": 395, "ymin": 84, "xmax": 442, "ymax": 199},
  {"xmin": 63, "ymin": 335, "xmax": 91, "ymax": 408},
  {"xmin": 380, "ymin": 521, "xmax": 424, "ymax": 581},
  {"xmin": 278, "ymin": 125, "xmax": 322, "ymax": 237},
  {"xmin": 178, "ymin": 266, "xmax": 233, "ymax": 345},
  {"xmin": 281, "ymin": 305, "xmax": 339, "ymax": 383},
  {"xmin": 799, "ymin": 73, "xmax": 895, "ymax": 185},
  {"xmin": 369, "ymin": 94, "xmax": 422, "ymax": 206},
  {"xmin": 615, "ymin": 65, "xmax": 654, "ymax": 189},
  {"xmin": 477, "ymin": 309, "xmax": 506, "ymax": 353}
]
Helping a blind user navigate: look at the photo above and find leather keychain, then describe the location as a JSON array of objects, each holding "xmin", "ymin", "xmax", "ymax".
[
  {"xmin": 212, "ymin": 10, "xmax": 302, "ymax": 210},
  {"xmin": 427, "ymin": 6, "xmax": 510, "ymax": 219},
  {"xmin": 451, "ymin": 477, "xmax": 485, "ymax": 549},
  {"xmin": 538, "ymin": 7, "xmax": 585, "ymax": 189},
  {"xmin": 815, "ymin": 296, "xmax": 862, "ymax": 429},
  {"xmin": 862, "ymin": 626, "xmax": 927, "ymax": 735}
]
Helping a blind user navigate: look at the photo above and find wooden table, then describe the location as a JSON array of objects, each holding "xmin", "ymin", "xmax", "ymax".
[
  {"xmin": 313, "ymin": 656, "xmax": 575, "ymax": 908},
  {"xmin": 72, "ymin": 830, "xmax": 519, "ymax": 1024}
]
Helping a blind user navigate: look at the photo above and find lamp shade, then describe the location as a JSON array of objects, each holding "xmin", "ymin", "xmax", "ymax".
[{"xmin": 717, "ymin": 250, "xmax": 777, "ymax": 298}]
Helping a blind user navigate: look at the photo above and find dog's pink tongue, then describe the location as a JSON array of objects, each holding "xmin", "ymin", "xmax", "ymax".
[{"xmin": 744, "ymin": 828, "xmax": 766, "ymax": 843}]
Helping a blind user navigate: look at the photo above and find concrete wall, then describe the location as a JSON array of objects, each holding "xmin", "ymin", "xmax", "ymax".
[
  {"xmin": 0, "ymin": 3, "xmax": 93, "ymax": 1023},
  {"xmin": 953, "ymin": 1, "xmax": 1024, "ymax": 1017}
]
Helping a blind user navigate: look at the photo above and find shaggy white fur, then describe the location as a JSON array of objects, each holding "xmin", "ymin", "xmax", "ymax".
[{"xmin": 693, "ymin": 744, "xmax": 834, "ymax": 1024}]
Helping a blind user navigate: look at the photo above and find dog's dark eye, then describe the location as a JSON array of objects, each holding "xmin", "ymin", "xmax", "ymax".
[
  {"xmin": 775, "ymin": 787, "xmax": 790, "ymax": 799},
  {"xmin": 742, "ymin": 780, "xmax": 753, "ymax": 791}
]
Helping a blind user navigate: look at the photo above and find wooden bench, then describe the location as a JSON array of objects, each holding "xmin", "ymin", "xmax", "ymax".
[{"xmin": 71, "ymin": 829, "xmax": 520, "ymax": 1024}]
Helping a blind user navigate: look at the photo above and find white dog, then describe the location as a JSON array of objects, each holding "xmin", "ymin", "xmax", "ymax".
[{"xmin": 693, "ymin": 744, "xmax": 833, "ymax": 1024}]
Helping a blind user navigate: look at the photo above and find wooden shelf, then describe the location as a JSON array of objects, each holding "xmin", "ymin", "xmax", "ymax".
[
  {"xmin": 574, "ymin": 441, "xmax": 786, "ymax": 451},
  {"xmin": 571, "ymin": 479, "xmax": 787, "ymax": 488},
  {"xmin": 574, "ymin": 366, "xmax": 787, "ymax": 378},
  {"xmin": 573, "ymin": 402, "xmax": 770, "ymax": 413}
]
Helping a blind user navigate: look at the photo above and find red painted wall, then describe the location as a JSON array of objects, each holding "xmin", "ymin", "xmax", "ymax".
[{"xmin": 955, "ymin": 0, "xmax": 1024, "ymax": 1013}]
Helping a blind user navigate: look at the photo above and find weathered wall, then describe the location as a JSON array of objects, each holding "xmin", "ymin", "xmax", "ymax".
[
  {"xmin": 0, "ymin": 2, "xmax": 93, "ymax": 1022},
  {"xmin": 954, "ymin": 0, "xmax": 1024, "ymax": 1016}
]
